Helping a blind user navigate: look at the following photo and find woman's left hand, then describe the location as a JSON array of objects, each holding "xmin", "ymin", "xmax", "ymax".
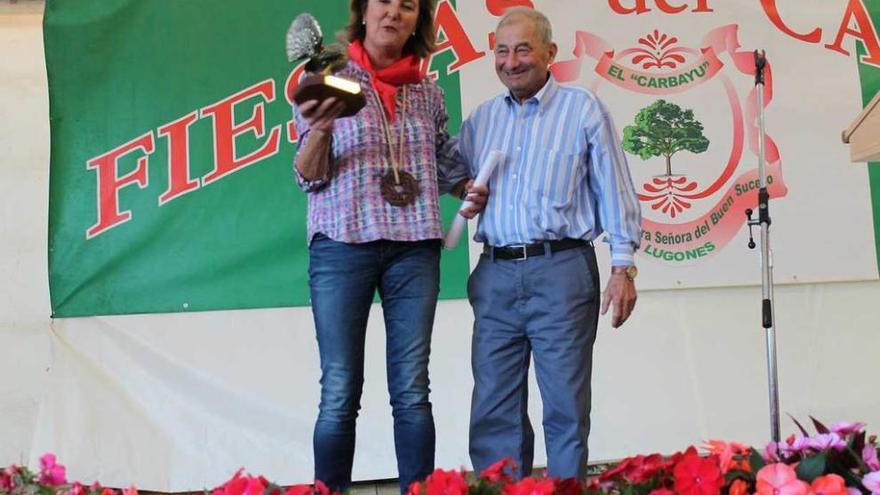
[{"xmin": 460, "ymin": 180, "xmax": 489, "ymax": 219}]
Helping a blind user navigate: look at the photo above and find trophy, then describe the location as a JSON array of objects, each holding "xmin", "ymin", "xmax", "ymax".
[{"xmin": 286, "ymin": 13, "xmax": 366, "ymax": 117}]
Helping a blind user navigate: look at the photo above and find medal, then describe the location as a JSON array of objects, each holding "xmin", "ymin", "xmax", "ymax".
[
  {"xmin": 375, "ymin": 86, "xmax": 419, "ymax": 207},
  {"xmin": 380, "ymin": 169, "xmax": 420, "ymax": 207}
]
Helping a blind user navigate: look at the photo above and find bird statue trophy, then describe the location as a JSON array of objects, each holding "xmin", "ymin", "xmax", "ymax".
[{"xmin": 286, "ymin": 13, "xmax": 365, "ymax": 117}]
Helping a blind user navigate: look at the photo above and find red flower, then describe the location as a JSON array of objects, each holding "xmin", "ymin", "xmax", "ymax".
[
  {"xmin": 214, "ymin": 469, "xmax": 247, "ymax": 495},
  {"xmin": 314, "ymin": 480, "xmax": 336, "ymax": 495},
  {"xmin": 480, "ymin": 458, "xmax": 517, "ymax": 484},
  {"xmin": 502, "ymin": 477, "xmax": 555, "ymax": 495},
  {"xmin": 648, "ymin": 489, "xmax": 675, "ymax": 495},
  {"xmin": 628, "ymin": 454, "xmax": 665, "ymax": 483},
  {"xmin": 728, "ymin": 479, "xmax": 749, "ymax": 495},
  {"xmin": 245, "ymin": 475, "xmax": 269, "ymax": 495},
  {"xmin": 286, "ymin": 484, "xmax": 314, "ymax": 495},
  {"xmin": 553, "ymin": 478, "xmax": 584, "ymax": 495},
  {"xmin": 672, "ymin": 452, "xmax": 724, "ymax": 495},
  {"xmin": 810, "ymin": 474, "xmax": 848, "ymax": 495},
  {"xmin": 423, "ymin": 468, "xmax": 469, "ymax": 495}
]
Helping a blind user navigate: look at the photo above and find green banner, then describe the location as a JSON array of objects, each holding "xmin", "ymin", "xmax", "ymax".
[
  {"xmin": 861, "ymin": 2, "xmax": 880, "ymax": 275},
  {"xmin": 45, "ymin": 0, "xmax": 470, "ymax": 317}
]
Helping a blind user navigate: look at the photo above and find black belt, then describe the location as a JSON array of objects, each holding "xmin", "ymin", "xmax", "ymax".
[{"xmin": 487, "ymin": 238, "xmax": 588, "ymax": 260}]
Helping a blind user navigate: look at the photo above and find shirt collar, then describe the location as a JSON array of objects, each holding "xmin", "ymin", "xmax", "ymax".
[{"xmin": 503, "ymin": 74, "xmax": 558, "ymax": 113}]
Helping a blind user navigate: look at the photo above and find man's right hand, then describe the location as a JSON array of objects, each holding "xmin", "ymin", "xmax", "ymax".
[{"xmin": 460, "ymin": 181, "xmax": 489, "ymax": 219}]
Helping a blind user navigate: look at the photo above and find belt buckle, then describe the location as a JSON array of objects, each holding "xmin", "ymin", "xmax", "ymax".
[{"xmin": 509, "ymin": 244, "xmax": 528, "ymax": 261}]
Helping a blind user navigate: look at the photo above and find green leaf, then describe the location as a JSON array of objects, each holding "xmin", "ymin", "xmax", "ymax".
[
  {"xmin": 795, "ymin": 452, "xmax": 828, "ymax": 482},
  {"xmin": 809, "ymin": 416, "xmax": 830, "ymax": 434},
  {"xmin": 749, "ymin": 448, "xmax": 767, "ymax": 472},
  {"xmin": 788, "ymin": 414, "xmax": 810, "ymax": 436}
]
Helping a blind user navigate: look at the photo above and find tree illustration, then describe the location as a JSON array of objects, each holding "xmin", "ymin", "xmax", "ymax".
[{"xmin": 622, "ymin": 99, "xmax": 709, "ymax": 176}]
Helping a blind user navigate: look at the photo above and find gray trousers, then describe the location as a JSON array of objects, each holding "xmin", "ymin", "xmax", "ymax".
[{"xmin": 468, "ymin": 243, "xmax": 600, "ymax": 480}]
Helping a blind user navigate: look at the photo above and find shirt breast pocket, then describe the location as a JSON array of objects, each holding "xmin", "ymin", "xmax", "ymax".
[{"xmin": 533, "ymin": 147, "xmax": 584, "ymax": 208}]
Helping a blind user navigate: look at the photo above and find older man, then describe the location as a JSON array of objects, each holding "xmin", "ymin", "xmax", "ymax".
[{"xmin": 457, "ymin": 7, "xmax": 643, "ymax": 480}]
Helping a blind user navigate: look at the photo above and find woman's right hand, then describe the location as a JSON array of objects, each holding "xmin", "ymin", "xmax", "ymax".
[{"xmin": 298, "ymin": 97, "xmax": 346, "ymax": 134}]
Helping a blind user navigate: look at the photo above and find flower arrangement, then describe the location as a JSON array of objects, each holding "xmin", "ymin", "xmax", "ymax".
[
  {"xmin": 3, "ymin": 418, "xmax": 878, "ymax": 495},
  {"xmin": 583, "ymin": 417, "xmax": 880, "ymax": 495}
]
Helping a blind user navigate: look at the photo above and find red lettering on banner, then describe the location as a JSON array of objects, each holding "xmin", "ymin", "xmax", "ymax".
[
  {"xmin": 86, "ymin": 132, "xmax": 154, "ymax": 239},
  {"xmin": 655, "ymin": 0, "xmax": 687, "ymax": 14},
  {"xmin": 284, "ymin": 63, "xmax": 308, "ymax": 143},
  {"xmin": 825, "ymin": 0, "xmax": 880, "ymax": 66},
  {"xmin": 430, "ymin": 0, "xmax": 486, "ymax": 76},
  {"xmin": 609, "ymin": 0, "xmax": 650, "ymax": 14},
  {"xmin": 485, "ymin": 0, "xmax": 534, "ymax": 16},
  {"xmin": 759, "ymin": 0, "xmax": 822, "ymax": 43},
  {"xmin": 157, "ymin": 111, "xmax": 200, "ymax": 205},
  {"xmin": 690, "ymin": 0, "xmax": 712, "ymax": 12},
  {"xmin": 200, "ymin": 79, "xmax": 281, "ymax": 185},
  {"xmin": 608, "ymin": 0, "xmax": 712, "ymax": 14}
]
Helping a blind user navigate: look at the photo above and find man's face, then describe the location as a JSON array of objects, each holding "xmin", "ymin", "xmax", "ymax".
[{"xmin": 494, "ymin": 17, "xmax": 557, "ymax": 102}]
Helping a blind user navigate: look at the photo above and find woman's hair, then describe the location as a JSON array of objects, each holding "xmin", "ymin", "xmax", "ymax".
[{"xmin": 344, "ymin": 0, "xmax": 437, "ymax": 58}]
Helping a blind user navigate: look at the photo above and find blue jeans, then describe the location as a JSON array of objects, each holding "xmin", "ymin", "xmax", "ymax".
[
  {"xmin": 468, "ymin": 244, "xmax": 600, "ymax": 481},
  {"xmin": 308, "ymin": 235, "xmax": 440, "ymax": 493}
]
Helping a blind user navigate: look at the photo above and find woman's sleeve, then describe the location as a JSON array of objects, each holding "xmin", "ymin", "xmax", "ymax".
[
  {"xmin": 292, "ymin": 104, "xmax": 331, "ymax": 193},
  {"xmin": 432, "ymin": 86, "xmax": 470, "ymax": 195}
]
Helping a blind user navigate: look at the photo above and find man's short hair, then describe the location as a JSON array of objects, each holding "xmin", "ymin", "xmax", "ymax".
[{"xmin": 496, "ymin": 7, "xmax": 553, "ymax": 46}]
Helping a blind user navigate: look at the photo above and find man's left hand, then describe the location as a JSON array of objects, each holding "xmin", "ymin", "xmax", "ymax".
[{"xmin": 600, "ymin": 268, "xmax": 637, "ymax": 328}]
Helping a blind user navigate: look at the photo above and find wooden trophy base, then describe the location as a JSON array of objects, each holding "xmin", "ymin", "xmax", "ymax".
[{"xmin": 293, "ymin": 74, "xmax": 366, "ymax": 118}]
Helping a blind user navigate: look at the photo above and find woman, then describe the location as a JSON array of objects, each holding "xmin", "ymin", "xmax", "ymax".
[{"xmin": 292, "ymin": 0, "xmax": 486, "ymax": 492}]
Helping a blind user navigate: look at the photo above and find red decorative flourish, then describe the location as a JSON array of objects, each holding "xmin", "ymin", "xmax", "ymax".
[
  {"xmin": 629, "ymin": 30, "xmax": 688, "ymax": 69},
  {"xmin": 641, "ymin": 176, "xmax": 700, "ymax": 218}
]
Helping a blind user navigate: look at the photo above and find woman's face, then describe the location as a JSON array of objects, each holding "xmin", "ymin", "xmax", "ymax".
[{"xmin": 363, "ymin": 0, "xmax": 420, "ymax": 57}]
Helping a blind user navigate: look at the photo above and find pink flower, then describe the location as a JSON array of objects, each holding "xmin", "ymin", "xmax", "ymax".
[
  {"xmin": 0, "ymin": 466, "xmax": 16, "ymax": 491},
  {"xmin": 67, "ymin": 481, "xmax": 87, "ymax": 495},
  {"xmin": 830, "ymin": 422, "xmax": 865, "ymax": 435},
  {"xmin": 39, "ymin": 453, "xmax": 68, "ymax": 486},
  {"xmin": 764, "ymin": 441, "xmax": 781, "ymax": 462},
  {"xmin": 703, "ymin": 440, "xmax": 751, "ymax": 474},
  {"xmin": 865, "ymin": 446, "xmax": 880, "ymax": 471},
  {"xmin": 863, "ymin": 471, "xmax": 880, "ymax": 494},
  {"xmin": 810, "ymin": 474, "xmax": 848, "ymax": 495},
  {"xmin": 755, "ymin": 463, "xmax": 810, "ymax": 495},
  {"xmin": 807, "ymin": 433, "xmax": 847, "ymax": 451},
  {"xmin": 122, "ymin": 486, "xmax": 138, "ymax": 495},
  {"xmin": 779, "ymin": 436, "xmax": 812, "ymax": 455}
]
